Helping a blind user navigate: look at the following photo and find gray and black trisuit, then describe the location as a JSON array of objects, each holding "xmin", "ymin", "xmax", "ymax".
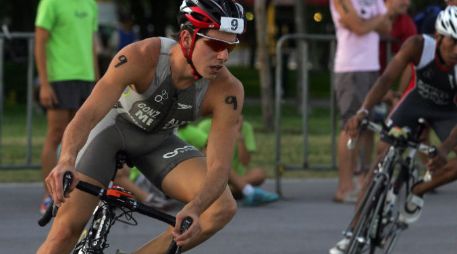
[{"xmin": 78, "ymin": 37, "xmax": 208, "ymax": 188}]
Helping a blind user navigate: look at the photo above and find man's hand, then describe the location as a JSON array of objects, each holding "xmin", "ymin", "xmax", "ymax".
[
  {"xmin": 172, "ymin": 202, "xmax": 202, "ymax": 246},
  {"xmin": 427, "ymin": 147, "xmax": 449, "ymax": 174},
  {"xmin": 39, "ymin": 83, "xmax": 58, "ymax": 108},
  {"xmin": 345, "ymin": 110, "xmax": 367, "ymax": 138},
  {"xmin": 45, "ymin": 164, "xmax": 79, "ymax": 207}
]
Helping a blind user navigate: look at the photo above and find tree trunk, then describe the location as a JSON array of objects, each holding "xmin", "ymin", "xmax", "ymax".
[{"xmin": 254, "ymin": 0, "xmax": 273, "ymax": 130}]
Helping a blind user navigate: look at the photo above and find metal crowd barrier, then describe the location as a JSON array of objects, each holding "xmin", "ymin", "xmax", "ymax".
[
  {"xmin": 0, "ymin": 32, "xmax": 38, "ymax": 169},
  {"xmin": 274, "ymin": 33, "xmax": 393, "ymax": 195}
]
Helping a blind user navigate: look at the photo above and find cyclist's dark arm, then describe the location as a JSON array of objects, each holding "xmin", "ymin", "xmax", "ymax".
[
  {"xmin": 47, "ymin": 40, "xmax": 160, "ymax": 205},
  {"xmin": 345, "ymin": 36, "xmax": 423, "ymax": 137},
  {"xmin": 361, "ymin": 36, "xmax": 422, "ymax": 111},
  {"xmin": 428, "ymin": 125, "xmax": 457, "ymax": 172}
]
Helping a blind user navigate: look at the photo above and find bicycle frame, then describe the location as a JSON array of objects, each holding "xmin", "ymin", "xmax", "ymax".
[
  {"xmin": 342, "ymin": 119, "xmax": 436, "ymax": 254},
  {"xmin": 38, "ymin": 152, "xmax": 192, "ymax": 254}
]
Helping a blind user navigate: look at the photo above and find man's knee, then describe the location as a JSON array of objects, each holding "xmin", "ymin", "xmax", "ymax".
[
  {"xmin": 202, "ymin": 194, "xmax": 237, "ymax": 234},
  {"xmin": 45, "ymin": 218, "xmax": 86, "ymax": 249}
]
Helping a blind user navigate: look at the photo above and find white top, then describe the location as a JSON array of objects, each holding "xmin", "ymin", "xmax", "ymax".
[{"xmin": 330, "ymin": 0, "xmax": 387, "ymax": 72}]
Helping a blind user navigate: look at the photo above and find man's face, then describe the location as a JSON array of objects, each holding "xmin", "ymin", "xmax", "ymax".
[
  {"xmin": 192, "ymin": 30, "xmax": 238, "ymax": 80},
  {"xmin": 439, "ymin": 35, "xmax": 457, "ymax": 66}
]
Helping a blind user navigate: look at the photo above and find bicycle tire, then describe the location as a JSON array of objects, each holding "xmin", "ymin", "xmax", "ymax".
[
  {"xmin": 345, "ymin": 173, "xmax": 387, "ymax": 254},
  {"xmin": 369, "ymin": 161, "xmax": 412, "ymax": 254},
  {"xmin": 73, "ymin": 202, "xmax": 115, "ymax": 254},
  {"xmin": 376, "ymin": 175, "xmax": 409, "ymax": 253}
]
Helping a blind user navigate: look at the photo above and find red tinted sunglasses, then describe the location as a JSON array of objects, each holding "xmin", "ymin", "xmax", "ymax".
[{"xmin": 197, "ymin": 33, "xmax": 239, "ymax": 53}]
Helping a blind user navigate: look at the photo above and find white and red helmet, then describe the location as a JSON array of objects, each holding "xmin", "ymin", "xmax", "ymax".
[{"xmin": 179, "ymin": 0, "xmax": 246, "ymax": 35}]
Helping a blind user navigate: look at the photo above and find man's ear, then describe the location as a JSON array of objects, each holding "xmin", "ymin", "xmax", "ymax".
[{"xmin": 179, "ymin": 30, "xmax": 192, "ymax": 49}]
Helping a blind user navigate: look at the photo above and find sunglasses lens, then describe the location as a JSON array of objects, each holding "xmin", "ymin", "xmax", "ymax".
[{"xmin": 205, "ymin": 39, "xmax": 236, "ymax": 53}]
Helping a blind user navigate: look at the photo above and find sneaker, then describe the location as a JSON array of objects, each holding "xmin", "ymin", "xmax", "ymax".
[
  {"xmin": 329, "ymin": 237, "xmax": 350, "ymax": 254},
  {"xmin": 399, "ymin": 193, "xmax": 424, "ymax": 224},
  {"xmin": 242, "ymin": 187, "xmax": 279, "ymax": 206},
  {"xmin": 40, "ymin": 196, "xmax": 52, "ymax": 215}
]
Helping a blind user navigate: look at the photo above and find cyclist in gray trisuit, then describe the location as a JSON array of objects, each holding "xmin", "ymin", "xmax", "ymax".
[
  {"xmin": 331, "ymin": 5, "xmax": 457, "ymax": 254},
  {"xmin": 38, "ymin": 1, "xmax": 247, "ymax": 253}
]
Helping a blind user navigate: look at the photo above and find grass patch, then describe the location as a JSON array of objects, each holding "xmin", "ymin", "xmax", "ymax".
[{"xmin": 0, "ymin": 100, "xmax": 338, "ymax": 181}]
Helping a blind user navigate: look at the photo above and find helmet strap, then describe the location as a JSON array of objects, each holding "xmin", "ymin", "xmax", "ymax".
[{"xmin": 179, "ymin": 28, "xmax": 202, "ymax": 80}]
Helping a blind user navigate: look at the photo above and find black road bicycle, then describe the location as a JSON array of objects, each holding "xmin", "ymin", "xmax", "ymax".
[
  {"xmin": 38, "ymin": 152, "xmax": 192, "ymax": 254},
  {"xmin": 342, "ymin": 118, "xmax": 436, "ymax": 254}
]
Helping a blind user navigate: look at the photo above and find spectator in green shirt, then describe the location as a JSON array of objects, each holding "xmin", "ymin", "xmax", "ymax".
[
  {"xmin": 196, "ymin": 116, "xmax": 279, "ymax": 206},
  {"xmin": 35, "ymin": 0, "xmax": 99, "ymax": 214}
]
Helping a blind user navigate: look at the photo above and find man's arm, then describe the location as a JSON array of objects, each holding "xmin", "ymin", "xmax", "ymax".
[
  {"xmin": 345, "ymin": 36, "xmax": 422, "ymax": 137},
  {"xmin": 428, "ymin": 125, "xmax": 457, "ymax": 172},
  {"xmin": 334, "ymin": 0, "xmax": 391, "ymax": 36},
  {"xmin": 47, "ymin": 41, "xmax": 158, "ymax": 205},
  {"xmin": 93, "ymin": 33, "xmax": 100, "ymax": 80},
  {"xmin": 187, "ymin": 72, "xmax": 244, "ymax": 214},
  {"xmin": 34, "ymin": 27, "xmax": 58, "ymax": 108},
  {"xmin": 360, "ymin": 36, "xmax": 422, "ymax": 111}
]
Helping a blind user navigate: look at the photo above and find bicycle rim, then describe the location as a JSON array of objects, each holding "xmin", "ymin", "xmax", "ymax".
[
  {"xmin": 382, "ymin": 227, "xmax": 402, "ymax": 254},
  {"xmin": 345, "ymin": 175, "xmax": 386, "ymax": 254}
]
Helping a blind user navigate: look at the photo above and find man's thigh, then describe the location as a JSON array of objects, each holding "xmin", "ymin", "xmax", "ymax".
[{"xmin": 161, "ymin": 157, "xmax": 208, "ymax": 202}]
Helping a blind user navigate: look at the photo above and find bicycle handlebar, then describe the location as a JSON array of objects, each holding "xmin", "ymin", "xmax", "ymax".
[
  {"xmin": 38, "ymin": 172, "xmax": 73, "ymax": 226},
  {"xmin": 38, "ymin": 172, "xmax": 183, "ymax": 229},
  {"xmin": 347, "ymin": 118, "xmax": 438, "ymax": 158}
]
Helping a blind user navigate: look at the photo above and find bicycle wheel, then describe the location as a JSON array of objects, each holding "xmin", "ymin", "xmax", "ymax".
[
  {"xmin": 345, "ymin": 173, "xmax": 387, "ymax": 254},
  {"xmin": 73, "ymin": 202, "xmax": 115, "ymax": 254},
  {"xmin": 376, "ymin": 171, "xmax": 410, "ymax": 254}
]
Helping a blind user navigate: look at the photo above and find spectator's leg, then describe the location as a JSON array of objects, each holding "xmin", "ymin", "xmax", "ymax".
[
  {"xmin": 334, "ymin": 130, "xmax": 356, "ymax": 202},
  {"xmin": 356, "ymin": 130, "xmax": 374, "ymax": 189},
  {"xmin": 41, "ymin": 109, "xmax": 74, "ymax": 193},
  {"xmin": 114, "ymin": 165, "xmax": 150, "ymax": 202},
  {"xmin": 242, "ymin": 167, "xmax": 266, "ymax": 186}
]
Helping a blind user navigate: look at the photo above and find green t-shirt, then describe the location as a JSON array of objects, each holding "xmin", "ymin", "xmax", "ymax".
[
  {"xmin": 176, "ymin": 125, "xmax": 208, "ymax": 150},
  {"xmin": 197, "ymin": 118, "xmax": 256, "ymax": 176},
  {"xmin": 35, "ymin": 0, "xmax": 97, "ymax": 82}
]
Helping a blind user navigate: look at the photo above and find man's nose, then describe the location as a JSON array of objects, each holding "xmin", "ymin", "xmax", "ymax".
[{"xmin": 217, "ymin": 49, "xmax": 229, "ymax": 62}]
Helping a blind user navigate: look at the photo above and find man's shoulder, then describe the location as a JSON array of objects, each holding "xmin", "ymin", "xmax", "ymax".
[
  {"xmin": 125, "ymin": 38, "xmax": 162, "ymax": 62},
  {"xmin": 210, "ymin": 68, "xmax": 243, "ymax": 92}
]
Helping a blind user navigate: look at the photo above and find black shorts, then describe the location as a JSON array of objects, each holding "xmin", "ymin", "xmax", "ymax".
[
  {"xmin": 76, "ymin": 110, "xmax": 205, "ymax": 189},
  {"xmin": 333, "ymin": 71, "xmax": 378, "ymax": 125},
  {"xmin": 388, "ymin": 90, "xmax": 457, "ymax": 142},
  {"xmin": 51, "ymin": 80, "xmax": 95, "ymax": 109}
]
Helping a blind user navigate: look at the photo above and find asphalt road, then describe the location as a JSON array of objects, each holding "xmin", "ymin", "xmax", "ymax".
[{"xmin": 1, "ymin": 179, "xmax": 456, "ymax": 253}]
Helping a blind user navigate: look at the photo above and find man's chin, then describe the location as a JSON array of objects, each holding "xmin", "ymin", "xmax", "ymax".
[{"xmin": 202, "ymin": 72, "xmax": 218, "ymax": 80}]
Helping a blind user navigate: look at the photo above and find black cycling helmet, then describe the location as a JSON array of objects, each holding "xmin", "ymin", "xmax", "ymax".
[
  {"xmin": 178, "ymin": 0, "xmax": 246, "ymax": 34},
  {"xmin": 177, "ymin": 0, "xmax": 246, "ymax": 80}
]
